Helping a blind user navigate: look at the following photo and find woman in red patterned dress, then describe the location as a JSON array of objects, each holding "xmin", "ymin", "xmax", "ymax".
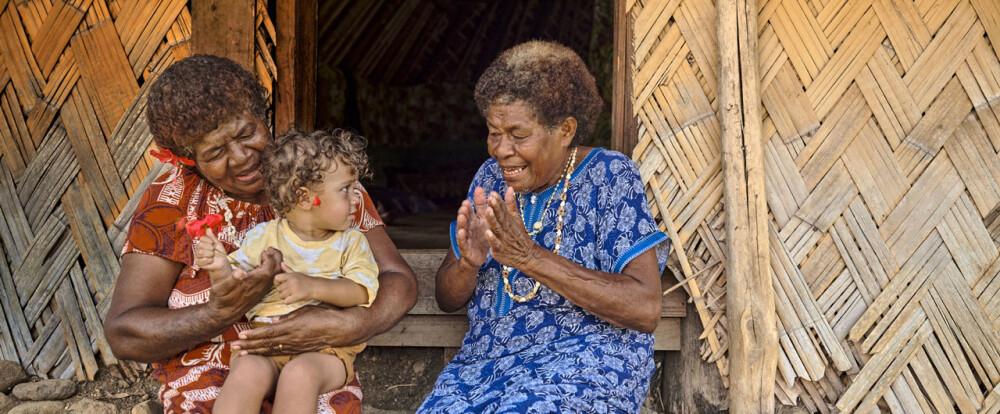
[{"xmin": 103, "ymin": 55, "xmax": 417, "ymax": 413}]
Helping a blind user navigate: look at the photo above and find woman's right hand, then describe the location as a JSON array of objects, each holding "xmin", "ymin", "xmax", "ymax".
[
  {"xmin": 435, "ymin": 187, "xmax": 490, "ymax": 312},
  {"xmin": 206, "ymin": 247, "xmax": 283, "ymax": 324},
  {"xmin": 455, "ymin": 187, "xmax": 490, "ymax": 267}
]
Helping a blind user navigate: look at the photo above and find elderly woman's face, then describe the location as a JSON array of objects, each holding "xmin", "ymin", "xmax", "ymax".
[
  {"xmin": 191, "ymin": 112, "xmax": 270, "ymax": 203},
  {"xmin": 487, "ymin": 102, "xmax": 573, "ymax": 193}
]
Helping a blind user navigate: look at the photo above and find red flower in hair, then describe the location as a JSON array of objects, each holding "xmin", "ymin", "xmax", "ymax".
[
  {"xmin": 184, "ymin": 214, "xmax": 224, "ymax": 238},
  {"xmin": 150, "ymin": 148, "xmax": 195, "ymax": 167}
]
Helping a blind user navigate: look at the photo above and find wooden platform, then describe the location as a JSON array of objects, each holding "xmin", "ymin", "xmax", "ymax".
[{"xmin": 368, "ymin": 250, "xmax": 685, "ymax": 351}]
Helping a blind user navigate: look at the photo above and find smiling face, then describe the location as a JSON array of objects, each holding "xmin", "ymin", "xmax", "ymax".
[
  {"xmin": 191, "ymin": 113, "xmax": 270, "ymax": 203},
  {"xmin": 487, "ymin": 102, "xmax": 575, "ymax": 193},
  {"xmin": 309, "ymin": 158, "xmax": 361, "ymax": 232}
]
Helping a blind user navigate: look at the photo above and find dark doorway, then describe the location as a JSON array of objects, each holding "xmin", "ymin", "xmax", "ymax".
[{"xmin": 316, "ymin": 0, "xmax": 615, "ymax": 248}]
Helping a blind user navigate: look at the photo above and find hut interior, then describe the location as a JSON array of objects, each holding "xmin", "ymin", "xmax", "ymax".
[{"xmin": 314, "ymin": 0, "xmax": 615, "ymax": 248}]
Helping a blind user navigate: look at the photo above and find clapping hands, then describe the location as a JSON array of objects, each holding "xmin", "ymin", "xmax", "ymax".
[{"xmin": 455, "ymin": 186, "xmax": 538, "ymax": 271}]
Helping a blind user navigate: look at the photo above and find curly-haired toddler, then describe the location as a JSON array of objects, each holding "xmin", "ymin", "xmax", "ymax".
[{"xmin": 194, "ymin": 129, "xmax": 378, "ymax": 414}]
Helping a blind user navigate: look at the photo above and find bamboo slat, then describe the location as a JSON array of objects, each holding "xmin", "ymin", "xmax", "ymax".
[
  {"xmin": 905, "ymin": 79, "xmax": 973, "ymax": 155},
  {"xmin": 55, "ymin": 276, "xmax": 97, "ymax": 380},
  {"xmin": 632, "ymin": 0, "xmax": 1000, "ymax": 410},
  {"xmin": 72, "ymin": 20, "xmax": 139, "ymax": 136},
  {"xmin": 0, "ymin": 84, "xmax": 32, "ymax": 175},
  {"xmin": 17, "ymin": 126, "xmax": 80, "ymax": 231},
  {"xmin": 0, "ymin": 0, "xmax": 274, "ymax": 380}
]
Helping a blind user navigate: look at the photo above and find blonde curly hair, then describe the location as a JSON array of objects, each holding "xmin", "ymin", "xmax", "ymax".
[{"xmin": 263, "ymin": 129, "xmax": 371, "ymax": 215}]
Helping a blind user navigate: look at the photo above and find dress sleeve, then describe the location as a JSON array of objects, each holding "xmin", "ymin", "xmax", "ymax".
[
  {"xmin": 121, "ymin": 180, "xmax": 193, "ymax": 266},
  {"xmin": 351, "ymin": 182, "xmax": 385, "ymax": 232},
  {"xmin": 595, "ymin": 153, "xmax": 670, "ymax": 274},
  {"xmin": 340, "ymin": 230, "xmax": 379, "ymax": 307}
]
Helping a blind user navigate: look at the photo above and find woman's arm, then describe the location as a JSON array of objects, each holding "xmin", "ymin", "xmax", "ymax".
[
  {"xmin": 339, "ymin": 225, "xmax": 417, "ymax": 339},
  {"xmin": 519, "ymin": 248, "xmax": 661, "ymax": 333},
  {"xmin": 232, "ymin": 225, "xmax": 417, "ymax": 354},
  {"xmin": 484, "ymin": 188, "xmax": 662, "ymax": 333},
  {"xmin": 435, "ymin": 253, "xmax": 480, "ymax": 312},
  {"xmin": 104, "ymin": 249, "xmax": 282, "ymax": 362}
]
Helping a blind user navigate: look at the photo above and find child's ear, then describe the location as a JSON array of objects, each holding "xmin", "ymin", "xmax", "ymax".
[{"xmin": 294, "ymin": 187, "xmax": 313, "ymax": 209}]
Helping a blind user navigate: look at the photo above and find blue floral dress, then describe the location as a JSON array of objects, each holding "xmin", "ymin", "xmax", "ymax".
[{"xmin": 418, "ymin": 149, "xmax": 670, "ymax": 413}]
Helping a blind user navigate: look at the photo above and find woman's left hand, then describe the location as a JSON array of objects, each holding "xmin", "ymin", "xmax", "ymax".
[
  {"xmin": 484, "ymin": 187, "xmax": 539, "ymax": 270},
  {"xmin": 231, "ymin": 306, "xmax": 359, "ymax": 355}
]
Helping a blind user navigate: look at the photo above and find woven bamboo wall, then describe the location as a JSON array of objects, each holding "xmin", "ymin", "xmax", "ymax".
[
  {"xmin": 633, "ymin": 0, "xmax": 1000, "ymax": 411},
  {"xmin": 0, "ymin": 0, "xmax": 275, "ymax": 380}
]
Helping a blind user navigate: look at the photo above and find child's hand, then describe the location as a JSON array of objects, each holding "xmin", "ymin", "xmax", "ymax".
[
  {"xmin": 194, "ymin": 229, "xmax": 230, "ymax": 283},
  {"xmin": 273, "ymin": 263, "xmax": 315, "ymax": 304}
]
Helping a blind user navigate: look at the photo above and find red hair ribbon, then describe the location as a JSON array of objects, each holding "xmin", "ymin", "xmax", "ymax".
[
  {"xmin": 178, "ymin": 214, "xmax": 224, "ymax": 238},
  {"xmin": 150, "ymin": 148, "xmax": 195, "ymax": 167}
]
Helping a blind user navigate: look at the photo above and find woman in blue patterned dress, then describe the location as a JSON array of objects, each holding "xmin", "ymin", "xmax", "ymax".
[{"xmin": 419, "ymin": 41, "xmax": 670, "ymax": 413}]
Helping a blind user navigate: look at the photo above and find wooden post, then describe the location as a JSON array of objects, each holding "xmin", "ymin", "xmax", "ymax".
[
  {"xmin": 612, "ymin": 0, "xmax": 637, "ymax": 155},
  {"xmin": 276, "ymin": 0, "xmax": 317, "ymax": 134},
  {"xmin": 718, "ymin": 0, "xmax": 777, "ymax": 412},
  {"xmin": 190, "ymin": 0, "xmax": 255, "ymax": 70}
]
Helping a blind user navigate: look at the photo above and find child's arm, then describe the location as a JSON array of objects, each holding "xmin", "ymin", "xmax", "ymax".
[
  {"xmin": 274, "ymin": 231, "xmax": 379, "ymax": 308},
  {"xmin": 274, "ymin": 265, "xmax": 370, "ymax": 307}
]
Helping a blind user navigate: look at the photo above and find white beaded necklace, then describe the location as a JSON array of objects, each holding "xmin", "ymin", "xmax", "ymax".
[
  {"xmin": 502, "ymin": 147, "xmax": 577, "ymax": 303},
  {"xmin": 213, "ymin": 192, "xmax": 238, "ymax": 242}
]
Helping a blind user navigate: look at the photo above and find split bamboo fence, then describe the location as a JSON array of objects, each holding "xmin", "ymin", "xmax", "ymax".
[
  {"xmin": 0, "ymin": 0, "xmax": 275, "ymax": 380},
  {"xmin": 633, "ymin": 0, "xmax": 1000, "ymax": 411}
]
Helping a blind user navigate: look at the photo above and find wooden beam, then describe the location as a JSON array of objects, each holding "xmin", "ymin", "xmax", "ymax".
[
  {"xmin": 718, "ymin": 0, "xmax": 777, "ymax": 412},
  {"xmin": 275, "ymin": 0, "xmax": 317, "ymax": 134},
  {"xmin": 376, "ymin": 250, "xmax": 684, "ymax": 350},
  {"xmin": 190, "ymin": 0, "xmax": 255, "ymax": 70},
  {"xmin": 662, "ymin": 302, "xmax": 728, "ymax": 412},
  {"xmin": 612, "ymin": 0, "xmax": 637, "ymax": 154},
  {"xmin": 368, "ymin": 314, "xmax": 682, "ymax": 351}
]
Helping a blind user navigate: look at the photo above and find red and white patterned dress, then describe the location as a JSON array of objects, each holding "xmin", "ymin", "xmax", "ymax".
[{"xmin": 122, "ymin": 166, "xmax": 384, "ymax": 414}]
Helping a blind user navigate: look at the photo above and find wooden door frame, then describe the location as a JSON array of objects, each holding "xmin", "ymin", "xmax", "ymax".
[
  {"xmin": 275, "ymin": 0, "xmax": 317, "ymax": 134},
  {"xmin": 190, "ymin": 0, "xmax": 255, "ymax": 70},
  {"xmin": 612, "ymin": 0, "xmax": 637, "ymax": 155},
  {"xmin": 191, "ymin": 0, "xmax": 316, "ymax": 134}
]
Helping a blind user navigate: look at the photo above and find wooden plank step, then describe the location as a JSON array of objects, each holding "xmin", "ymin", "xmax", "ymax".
[
  {"xmin": 401, "ymin": 250, "xmax": 687, "ymax": 317},
  {"xmin": 370, "ymin": 314, "xmax": 682, "ymax": 351},
  {"xmin": 375, "ymin": 250, "xmax": 683, "ymax": 350}
]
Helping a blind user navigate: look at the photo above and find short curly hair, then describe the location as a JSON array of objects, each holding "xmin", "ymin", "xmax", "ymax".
[
  {"xmin": 474, "ymin": 40, "xmax": 603, "ymax": 146},
  {"xmin": 146, "ymin": 55, "xmax": 269, "ymax": 159},
  {"xmin": 263, "ymin": 129, "xmax": 371, "ymax": 216}
]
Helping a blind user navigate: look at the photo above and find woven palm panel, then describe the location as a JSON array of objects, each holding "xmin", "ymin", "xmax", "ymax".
[
  {"xmin": 0, "ymin": 0, "xmax": 275, "ymax": 380},
  {"xmin": 632, "ymin": 0, "xmax": 1000, "ymax": 412}
]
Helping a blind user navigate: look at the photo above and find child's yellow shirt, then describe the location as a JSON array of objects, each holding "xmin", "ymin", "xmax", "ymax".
[{"xmin": 228, "ymin": 219, "xmax": 379, "ymax": 320}]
